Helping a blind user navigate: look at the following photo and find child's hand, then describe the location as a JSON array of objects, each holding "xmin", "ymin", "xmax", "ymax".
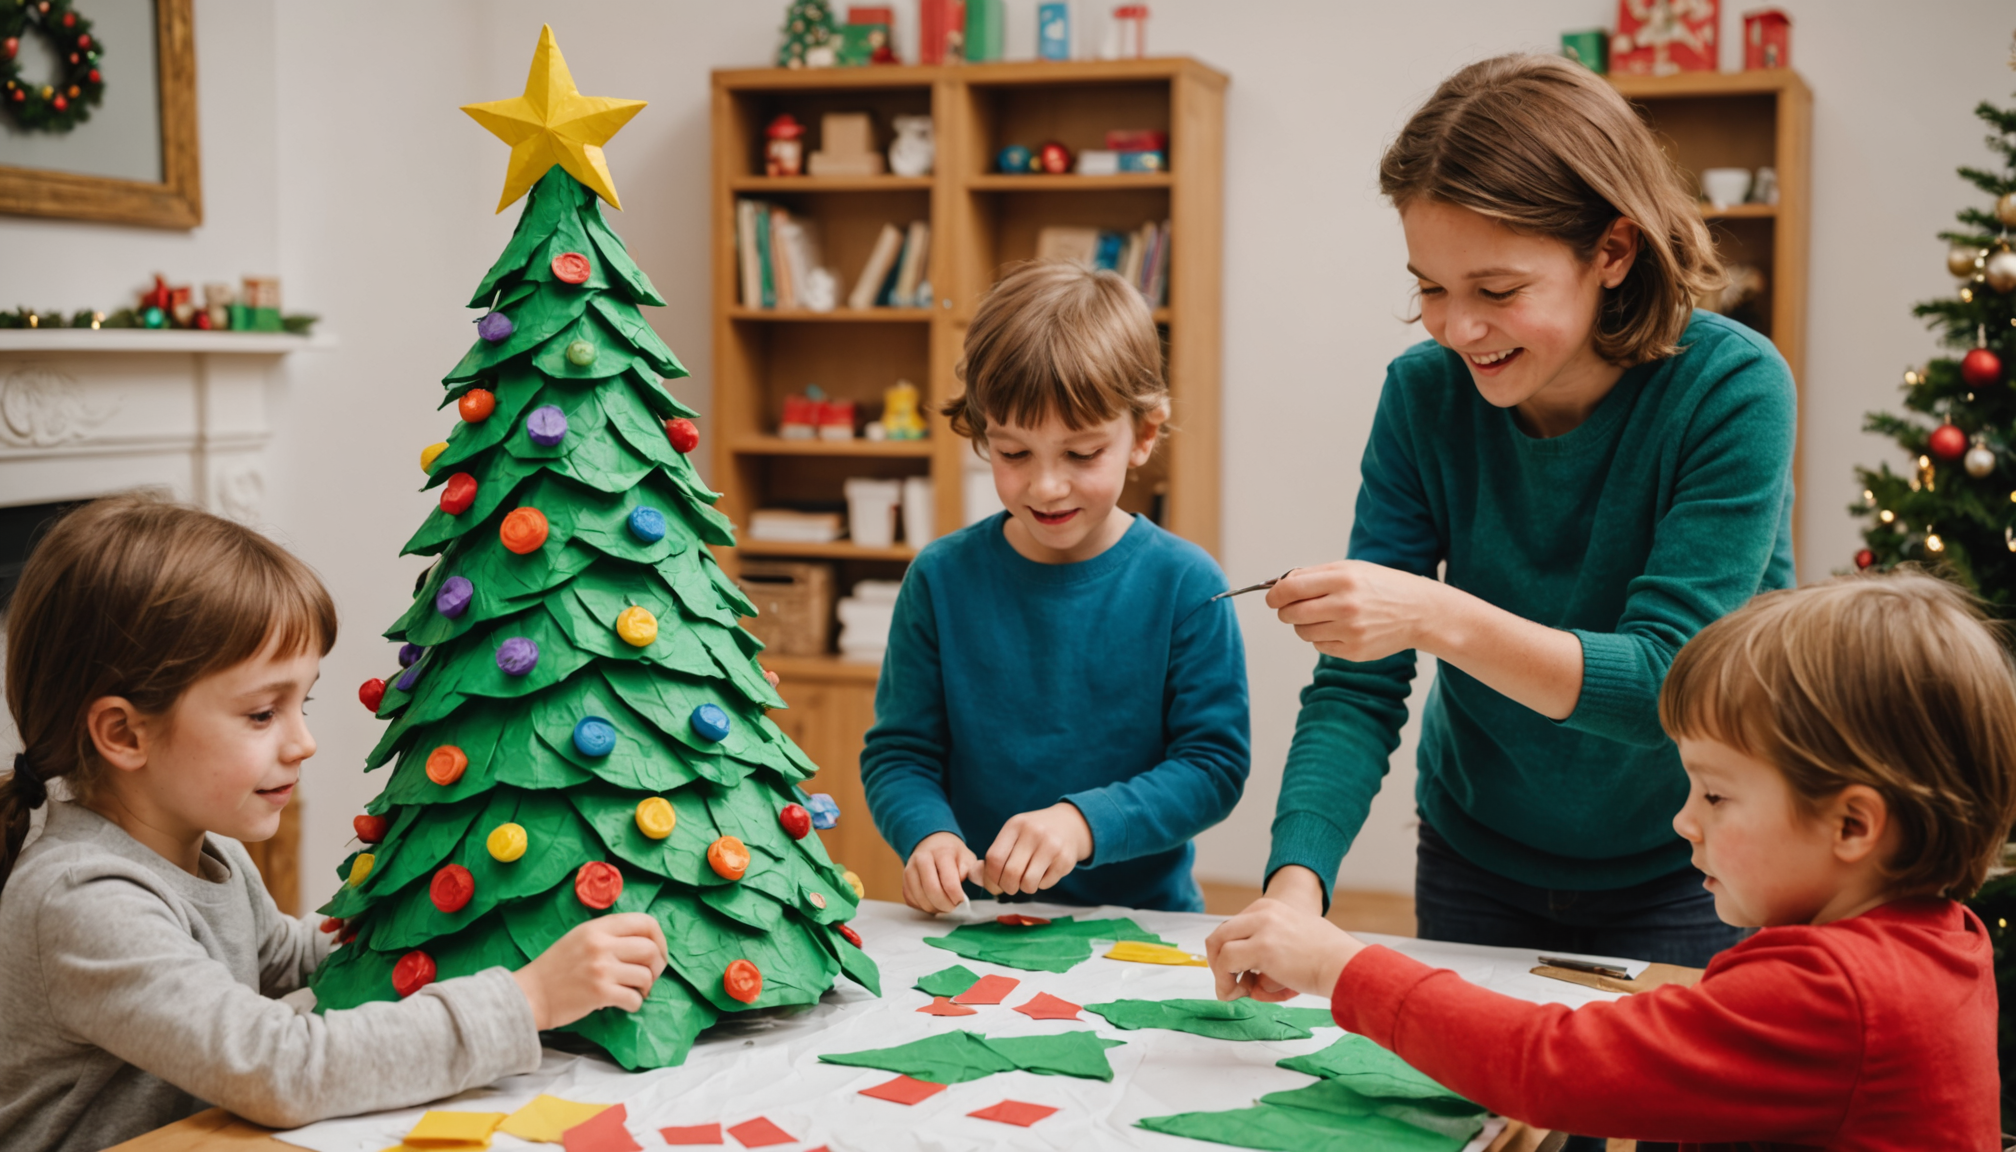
[
  {"xmin": 511, "ymin": 913, "xmax": 668, "ymax": 1031},
  {"xmin": 1205, "ymin": 898, "xmax": 1367, "ymax": 1004},
  {"xmin": 979, "ymin": 803, "xmax": 1092, "ymax": 898},
  {"xmin": 904, "ymin": 831, "xmax": 977, "ymax": 913}
]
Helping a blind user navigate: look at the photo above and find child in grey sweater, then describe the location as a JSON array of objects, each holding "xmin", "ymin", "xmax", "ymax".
[{"xmin": 0, "ymin": 496, "xmax": 671, "ymax": 1152}]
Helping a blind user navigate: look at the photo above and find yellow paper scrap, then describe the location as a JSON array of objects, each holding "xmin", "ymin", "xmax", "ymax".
[
  {"xmin": 403, "ymin": 1110, "xmax": 507, "ymax": 1149},
  {"xmin": 500, "ymin": 1094, "xmax": 613, "ymax": 1143},
  {"xmin": 1106, "ymin": 940, "xmax": 1208, "ymax": 967}
]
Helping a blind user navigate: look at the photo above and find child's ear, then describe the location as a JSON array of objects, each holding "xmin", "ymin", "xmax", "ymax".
[
  {"xmin": 86, "ymin": 696, "xmax": 151, "ymax": 773},
  {"xmin": 1129, "ymin": 402, "xmax": 1170, "ymax": 467},
  {"xmin": 1596, "ymin": 217, "xmax": 1642, "ymax": 289},
  {"xmin": 1827, "ymin": 784, "xmax": 1892, "ymax": 867}
]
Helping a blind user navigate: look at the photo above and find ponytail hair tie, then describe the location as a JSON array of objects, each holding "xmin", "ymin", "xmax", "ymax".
[{"xmin": 11, "ymin": 753, "xmax": 47, "ymax": 810}]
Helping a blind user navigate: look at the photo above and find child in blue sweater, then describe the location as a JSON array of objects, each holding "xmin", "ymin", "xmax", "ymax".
[{"xmin": 860, "ymin": 261, "xmax": 1250, "ymax": 914}]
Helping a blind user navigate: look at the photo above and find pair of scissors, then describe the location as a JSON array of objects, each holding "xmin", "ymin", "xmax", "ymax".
[{"xmin": 1209, "ymin": 568, "xmax": 1298, "ymax": 603}]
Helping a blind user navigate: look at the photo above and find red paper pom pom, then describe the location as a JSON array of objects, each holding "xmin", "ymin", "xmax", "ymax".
[
  {"xmin": 439, "ymin": 472, "xmax": 478, "ymax": 515},
  {"xmin": 551, "ymin": 252, "xmax": 592, "ymax": 284},
  {"xmin": 778, "ymin": 803, "xmax": 811, "ymax": 840},
  {"xmin": 836, "ymin": 923, "xmax": 862, "ymax": 948},
  {"xmin": 392, "ymin": 950, "xmax": 437, "ymax": 998},
  {"xmin": 723, "ymin": 958, "xmax": 763, "ymax": 1004},
  {"xmin": 353, "ymin": 813, "xmax": 389, "ymax": 843},
  {"xmin": 430, "ymin": 864, "xmax": 475, "ymax": 913},
  {"xmin": 1962, "ymin": 347, "xmax": 2003, "ymax": 389},
  {"xmin": 358, "ymin": 678, "xmax": 386, "ymax": 712},
  {"xmin": 1930, "ymin": 423, "xmax": 1968, "ymax": 461},
  {"xmin": 319, "ymin": 916, "xmax": 344, "ymax": 934},
  {"xmin": 1854, "ymin": 548, "xmax": 1875, "ymax": 570},
  {"xmin": 499, "ymin": 507, "xmax": 549, "ymax": 554},
  {"xmin": 575, "ymin": 861, "xmax": 624, "ymax": 909},
  {"xmin": 665, "ymin": 418, "xmax": 699, "ymax": 454},
  {"xmin": 458, "ymin": 388, "xmax": 496, "ymax": 422}
]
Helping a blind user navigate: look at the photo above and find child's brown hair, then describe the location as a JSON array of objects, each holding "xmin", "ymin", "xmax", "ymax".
[
  {"xmin": 1379, "ymin": 53, "xmax": 1726, "ymax": 366},
  {"xmin": 1, "ymin": 494, "xmax": 337, "ymax": 890},
  {"xmin": 943, "ymin": 260, "xmax": 1167, "ymax": 446},
  {"xmin": 1660, "ymin": 570, "xmax": 2016, "ymax": 900}
]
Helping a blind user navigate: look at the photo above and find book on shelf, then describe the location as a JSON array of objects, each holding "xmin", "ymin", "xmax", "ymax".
[
  {"xmin": 1033, "ymin": 220, "xmax": 1169, "ymax": 307},
  {"xmin": 736, "ymin": 200, "xmax": 835, "ymax": 312},
  {"xmin": 845, "ymin": 219, "xmax": 933, "ymax": 310}
]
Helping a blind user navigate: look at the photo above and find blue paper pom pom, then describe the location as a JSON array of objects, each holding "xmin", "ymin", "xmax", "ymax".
[
  {"xmin": 572, "ymin": 716, "xmax": 617, "ymax": 758},
  {"xmin": 805, "ymin": 792, "xmax": 840, "ymax": 830},
  {"xmin": 689, "ymin": 703, "xmax": 731, "ymax": 743},
  {"xmin": 627, "ymin": 506, "xmax": 666, "ymax": 543}
]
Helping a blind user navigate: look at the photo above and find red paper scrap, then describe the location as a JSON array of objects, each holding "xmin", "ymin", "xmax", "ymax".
[
  {"xmin": 996, "ymin": 913, "xmax": 1050, "ymax": 926},
  {"xmin": 727, "ymin": 1117, "xmax": 796, "ymax": 1147},
  {"xmin": 562, "ymin": 1103, "xmax": 641, "ymax": 1152},
  {"xmin": 1012, "ymin": 991, "xmax": 1083, "ymax": 1021},
  {"xmin": 918, "ymin": 995, "xmax": 978, "ymax": 1016},
  {"xmin": 860, "ymin": 1074, "xmax": 950, "ymax": 1106},
  {"xmin": 952, "ymin": 974, "xmax": 1019, "ymax": 1005},
  {"xmin": 658, "ymin": 1122, "xmax": 724, "ymax": 1145},
  {"xmin": 969, "ymin": 1100, "xmax": 1059, "ymax": 1127}
]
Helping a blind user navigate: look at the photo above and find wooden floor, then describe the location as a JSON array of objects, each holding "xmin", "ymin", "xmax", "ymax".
[{"xmin": 1198, "ymin": 881, "xmax": 1418, "ymax": 937}]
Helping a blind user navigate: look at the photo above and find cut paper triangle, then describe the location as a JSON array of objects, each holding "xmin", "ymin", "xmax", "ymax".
[
  {"xmin": 859, "ymin": 1075, "xmax": 950, "ymax": 1105},
  {"xmin": 1013, "ymin": 992, "xmax": 1083, "ymax": 1021},
  {"xmin": 952, "ymin": 974, "xmax": 1019, "ymax": 1005},
  {"xmin": 502, "ymin": 1096, "xmax": 612, "ymax": 1143},
  {"xmin": 561, "ymin": 1103, "xmax": 640, "ymax": 1152},
  {"xmin": 657, "ymin": 1123, "xmax": 723, "ymax": 1145},
  {"xmin": 405, "ymin": 1111, "xmax": 507, "ymax": 1148},
  {"xmin": 919, "ymin": 995, "xmax": 978, "ymax": 1016},
  {"xmin": 726, "ymin": 1117, "xmax": 796, "ymax": 1147},
  {"xmin": 969, "ymin": 1100, "xmax": 1060, "ymax": 1127}
]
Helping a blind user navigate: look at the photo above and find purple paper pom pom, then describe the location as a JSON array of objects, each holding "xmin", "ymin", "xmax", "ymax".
[
  {"xmin": 435, "ymin": 576, "xmax": 473, "ymax": 618},
  {"xmin": 526, "ymin": 404, "xmax": 568, "ymax": 447},
  {"xmin": 397, "ymin": 643, "xmax": 424, "ymax": 668},
  {"xmin": 496, "ymin": 637, "xmax": 539, "ymax": 676},
  {"xmin": 394, "ymin": 657, "xmax": 425, "ymax": 692},
  {"xmin": 476, "ymin": 311, "xmax": 513, "ymax": 343}
]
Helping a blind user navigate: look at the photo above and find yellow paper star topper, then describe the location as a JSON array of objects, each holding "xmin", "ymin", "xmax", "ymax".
[{"xmin": 462, "ymin": 25, "xmax": 646, "ymax": 213}]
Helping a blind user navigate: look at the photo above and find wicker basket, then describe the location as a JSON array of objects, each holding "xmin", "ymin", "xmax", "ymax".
[{"xmin": 734, "ymin": 560, "xmax": 835, "ymax": 656}]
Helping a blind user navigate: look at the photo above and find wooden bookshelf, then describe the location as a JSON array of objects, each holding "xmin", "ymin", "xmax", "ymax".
[{"xmin": 710, "ymin": 59, "xmax": 1226, "ymax": 900}]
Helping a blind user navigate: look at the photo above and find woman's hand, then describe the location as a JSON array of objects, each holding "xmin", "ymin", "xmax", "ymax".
[
  {"xmin": 979, "ymin": 803, "xmax": 1093, "ymax": 897},
  {"xmin": 1266, "ymin": 561, "xmax": 1448, "ymax": 663},
  {"xmin": 903, "ymin": 831, "xmax": 977, "ymax": 913},
  {"xmin": 512, "ymin": 913, "xmax": 669, "ymax": 1030},
  {"xmin": 1206, "ymin": 898, "xmax": 1368, "ymax": 1004}
]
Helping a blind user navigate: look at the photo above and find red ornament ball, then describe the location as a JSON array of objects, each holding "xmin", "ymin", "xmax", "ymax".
[
  {"xmin": 392, "ymin": 950, "xmax": 437, "ymax": 998},
  {"xmin": 319, "ymin": 916, "xmax": 344, "ymax": 934},
  {"xmin": 1854, "ymin": 548, "xmax": 1875, "ymax": 570},
  {"xmin": 665, "ymin": 417, "xmax": 700, "ymax": 454},
  {"xmin": 1929, "ymin": 423, "xmax": 1968, "ymax": 461},
  {"xmin": 836, "ymin": 923, "xmax": 862, "ymax": 948},
  {"xmin": 61, "ymin": 11, "xmax": 75, "ymax": 27},
  {"xmin": 778, "ymin": 803, "xmax": 811, "ymax": 840},
  {"xmin": 3, "ymin": 38, "xmax": 17, "ymax": 59},
  {"xmin": 358, "ymin": 678, "xmax": 386, "ymax": 712},
  {"xmin": 51, "ymin": 94, "xmax": 66, "ymax": 112},
  {"xmin": 10, "ymin": 89, "xmax": 22, "ymax": 104},
  {"xmin": 86, "ymin": 68, "xmax": 98, "ymax": 83},
  {"xmin": 723, "ymin": 958, "xmax": 763, "ymax": 1004},
  {"xmin": 457, "ymin": 388, "xmax": 496, "ymax": 422},
  {"xmin": 1962, "ymin": 347, "xmax": 2003, "ymax": 388},
  {"xmin": 430, "ymin": 864, "xmax": 476, "ymax": 914},
  {"xmin": 353, "ymin": 813, "xmax": 389, "ymax": 843},
  {"xmin": 551, "ymin": 252, "xmax": 592, "ymax": 285},
  {"xmin": 439, "ymin": 472, "xmax": 478, "ymax": 515},
  {"xmin": 77, "ymin": 33, "xmax": 90, "ymax": 48},
  {"xmin": 1037, "ymin": 140, "xmax": 1072, "ymax": 174},
  {"xmin": 499, "ymin": 507, "xmax": 549, "ymax": 554},
  {"xmin": 575, "ymin": 860, "xmax": 624, "ymax": 909}
]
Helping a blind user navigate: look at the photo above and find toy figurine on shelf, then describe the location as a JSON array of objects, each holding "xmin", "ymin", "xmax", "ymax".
[
  {"xmin": 888, "ymin": 114, "xmax": 934, "ymax": 178},
  {"xmin": 201, "ymin": 283, "xmax": 233, "ymax": 330},
  {"xmin": 780, "ymin": 388, "xmax": 824, "ymax": 439},
  {"xmin": 766, "ymin": 114, "xmax": 806, "ymax": 177},
  {"xmin": 882, "ymin": 379, "xmax": 928, "ymax": 440},
  {"xmin": 819, "ymin": 398, "xmax": 857, "ymax": 441}
]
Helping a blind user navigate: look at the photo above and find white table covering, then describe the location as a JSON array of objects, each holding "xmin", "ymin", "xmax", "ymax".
[{"xmin": 277, "ymin": 898, "xmax": 1628, "ymax": 1152}]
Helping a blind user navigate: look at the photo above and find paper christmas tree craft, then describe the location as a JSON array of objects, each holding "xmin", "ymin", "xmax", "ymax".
[{"xmin": 307, "ymin": 26, "xmax": 878, "ymax": 1070}]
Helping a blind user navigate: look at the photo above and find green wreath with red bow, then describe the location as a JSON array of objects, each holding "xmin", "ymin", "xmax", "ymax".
[{"xmin": 2, "ymin": 0, "xmax": 105, "ymax": 134}]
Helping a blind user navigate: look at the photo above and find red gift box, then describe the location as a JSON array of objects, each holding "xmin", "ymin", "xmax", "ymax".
[
  {"xmin": 1106, "ymin": 128, "xmax": 1167, "ymax": 153},
  {"xmin": 1611, "ymin": 0, "xmax": 1719, "ymax": 77},
  {"xmin": 920, "ymin": 0, "xmax": 965, "ymax": 64},
  {"xmin": 1742, "ymin": 8, "xmax": 1789, "ymax": 70}
]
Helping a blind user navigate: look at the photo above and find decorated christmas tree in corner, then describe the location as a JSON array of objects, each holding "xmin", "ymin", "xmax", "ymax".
[{"xmin": 310, "ymin": 26, "xmax": 878, "ymax": 1070}]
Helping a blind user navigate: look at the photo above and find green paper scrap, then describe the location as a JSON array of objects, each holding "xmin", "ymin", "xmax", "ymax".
[
  {"xmin": 924, "ymin": 916, "xmax": 1171, "ymax": 973},
  {"xmin": 915, "ymin": 965, "xmax": 980, "ymax": 998},
  {"xmin": 1262, "ymin": 1079, "xmax": 1486, "ymax": 1138},
  {"xmin": 818, "ymin": 1030, "xmax": 1123, "ymax": 1085},
  {"xmin": 1086, "ymin": 998, "xmax": 1340, "ymax": 1042},
  {"xmin": 1137, "ymin": 1100, "xmax": 1472, "ymax": 1152},
  {"xmin": 1276, "ymin": 1034, "xmax": 1470, "ymax": 1103}
]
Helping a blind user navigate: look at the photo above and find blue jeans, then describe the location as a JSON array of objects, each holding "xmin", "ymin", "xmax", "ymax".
[{"xmin": 1414, "ymin": 820, "xmax": 1742, "ymax": 1152}]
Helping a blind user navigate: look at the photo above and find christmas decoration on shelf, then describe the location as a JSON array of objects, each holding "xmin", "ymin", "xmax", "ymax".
[
  {"xmin": 777, "ymin": 0, "xmax": 839, "ymax": 69},
  {"xmin": 1611, "ymin": 0, "xmax": 1718, "ymax": 78},
  {"xmin": 764, "ymin": 114, "xmax": 806, "ymax": 177},
  {"xmin": 1, "ymin": 0, "xmax": 104, "ymax": 134},
  {"xmin": 306, "ymin": 25, "xmax": 878, "ymax": 1072}
]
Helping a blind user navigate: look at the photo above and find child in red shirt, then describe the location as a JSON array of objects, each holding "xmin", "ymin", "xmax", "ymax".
[{"xmin": 1208, "ymin": 571, "xmax": 2015, "ymax": 1150}]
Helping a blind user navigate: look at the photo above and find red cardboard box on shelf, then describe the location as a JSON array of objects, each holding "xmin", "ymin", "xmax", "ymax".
[
  {"xmin": 1743, "ymin": 9, "xmax": 1789, "ymax": 70},
  {"xmin": 1611, "ymin": 0, "xmax": 1719, "ymax": 77}
]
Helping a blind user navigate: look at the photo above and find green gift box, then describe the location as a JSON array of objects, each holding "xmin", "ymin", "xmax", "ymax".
[{"xmin": 1561, "ymin": 29, "xmax": 1608, "ymax": 74}]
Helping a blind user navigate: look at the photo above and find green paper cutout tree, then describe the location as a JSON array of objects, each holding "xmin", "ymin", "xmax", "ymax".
[{"xmin": 308, "ymin": 164, "xmax": 879, "ymax": 1069}]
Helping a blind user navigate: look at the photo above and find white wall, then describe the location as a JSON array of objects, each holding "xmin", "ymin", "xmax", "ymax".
[{"xmin": 4, "ymin": 0, "xmax": 2011, "ymax": 902}]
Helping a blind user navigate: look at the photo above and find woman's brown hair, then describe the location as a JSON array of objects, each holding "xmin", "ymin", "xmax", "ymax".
[
  {"xmin": 2, "ymin": 494, "xmax": 337, "ymax": 891},
  {"xmin": 1660, "ymin": 570, "xmax": 2016, "ymax": 900},
  {"xmin": 1380, "ymin": 53, "xmax": 1726, "ymax": 365}
]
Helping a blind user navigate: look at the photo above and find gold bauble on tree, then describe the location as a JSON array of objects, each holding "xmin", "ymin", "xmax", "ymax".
[
  {"xmin": 1997, "ymin": 190, "xmax": 2016, "ymax": 228},
  {"xmin": 1949, "ymin": 244, "xmax": 1985, "ymax": 278},
  {"xmin": 1966, "ymin": 442, "xmax": 1997, "ymax": 478},
  {"xmin": 1985, "ymin": 249, "xmax": 2016, "ymax": 293}
]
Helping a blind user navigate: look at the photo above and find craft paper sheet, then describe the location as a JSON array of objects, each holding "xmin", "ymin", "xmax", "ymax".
[{"xmin": 278, "ymin": 899, "xmax": 1621, "ymax": 1151}]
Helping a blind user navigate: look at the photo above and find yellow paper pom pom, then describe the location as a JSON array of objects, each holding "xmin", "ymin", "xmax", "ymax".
[
  {"xmin": 348, "ymin": 852, "xmax": 376, "ymax": 887},
  {"xmin": 843, "ymin": 869, "xmax": 864, "ymax": 899},
  {"xmin": 615, "ymin": 605, "xmax": 659, "ymax": 648},
  {"xmin": 487, "ymin": 822, "xmax": 527, "ymax": 862},
  {"xmin": 634, "ymin": 796, "xmax": 676, "ymax": 840},
  {"xmin": 420, "ymin": 441, "xmax": 449, "ymax": 473}
]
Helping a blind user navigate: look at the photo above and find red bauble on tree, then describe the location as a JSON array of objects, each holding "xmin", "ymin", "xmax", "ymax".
[
  {"xmin": 1854, "ymin": 548, "xmax": 1875, "ymax": 570},
  {"xmin": 1961, "ymin": 347, "xmax": 2002, "ymax": 388},
  {"xmin": 1929, "ymin": 423, "xmax": 1969, "ymax": 460}
]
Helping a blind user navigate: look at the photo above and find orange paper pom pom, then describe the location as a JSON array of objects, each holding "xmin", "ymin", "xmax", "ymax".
[
  {"xmin": 499, "ymin": 507, "xmax": 549, "ymax": 554},
  {"xmin": 425, "ymin": 745, "xmax": 469, "ymax": 786},
  {"xmin": 707, "ymin": 835, "xmax": 751, "ymax": 881},
  {"xmin": 575, "ymin": 861, "xmax": 624, "ymax": 909},
  {"xmin": 457, "ymin": 388, "xmax": 496, "ymax": 422},
  {"xmin": 723, "ymin": 958, "xmax": 762, "ymax": 1004}
]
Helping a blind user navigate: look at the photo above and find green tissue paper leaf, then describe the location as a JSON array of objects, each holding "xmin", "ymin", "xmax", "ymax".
[
  {"xmin": 924, "ymin": 916, "xmax": 1170, "ymax": 973},
  {"xmin": 983, "ymin": 1033, "xmax": 1126, "ymax": 1082},
  {"xmin": 915, "ymin": 965, "xmax": 979, "ymax": 998},
  {"xmin": 1137, "ymin": 1099, "xmax": 1474, "ymax": 1152},
  {"xmin": 1085, "ymin": 998, "xmax": 1337, "ymax": 1042},
  {"xmin": 1276, "ymin": 1034, "xmax": 1473, "ymax": 1104},
  {"xmin": 819, "ymin": 1031, "xmax": 1018, "ymax": 1084},
  {"xmin": 566, "ymin": 968, "xmax": 718, "ymax": 1071}
]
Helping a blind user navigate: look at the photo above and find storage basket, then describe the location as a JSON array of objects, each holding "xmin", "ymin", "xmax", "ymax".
[{"xmin": 734, "ymin": 560, "xmax": 835, "ymax": 656}]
